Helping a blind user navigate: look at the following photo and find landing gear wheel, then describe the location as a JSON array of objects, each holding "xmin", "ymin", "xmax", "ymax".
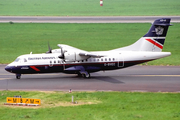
[
  {"xmin": 83, "ymin": 73, "xmax": 90, "ymax": 78},
  {"xmin": 16, "ymin": 74, "xmax": 21, "ymax": 79},
  {"xmin": 77, "ymin": 73, "xmax": 82, "ymax": 77},
  {"xmin": 16, "ymin": 76, "xmax": 21, "ymax": 79}
]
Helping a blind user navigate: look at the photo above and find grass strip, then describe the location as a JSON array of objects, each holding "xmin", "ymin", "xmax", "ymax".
[
  {"xmin": 0, "ymin": 0, "xmax": 180, "ymax": 16},
  {"xmin": 0, "ymin": 91, "xmax": 180, "ymax": 120}
]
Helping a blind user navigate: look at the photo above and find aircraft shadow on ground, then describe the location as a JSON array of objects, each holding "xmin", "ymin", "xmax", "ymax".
[
  {"xmin": 90, "ymin": 76, "xmax": 124, "ymax": 84},
  {"xmin": 9, "ymin": 74, "xmax": 124, "ymax": 84}
]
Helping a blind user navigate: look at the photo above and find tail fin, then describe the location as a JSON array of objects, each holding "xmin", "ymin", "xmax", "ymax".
[{"xmin": 114, "ymin": 18, "xmax": 172, "ymax": 52}]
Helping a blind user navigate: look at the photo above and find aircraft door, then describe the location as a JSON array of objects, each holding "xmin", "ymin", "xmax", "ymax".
[{"xmin": 118, "ymin": 53, "xmax": 124, "ymax": 67}]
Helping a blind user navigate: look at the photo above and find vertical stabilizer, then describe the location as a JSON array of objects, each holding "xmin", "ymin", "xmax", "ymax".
[{"xmin": 113, "ymin": 18, "xmax": 172, "ymax": 52}]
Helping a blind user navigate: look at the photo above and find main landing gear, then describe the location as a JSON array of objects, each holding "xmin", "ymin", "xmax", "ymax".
[
  {"xmin": 77, "ymin": 72, "xmax": 91, "ymax": 78},
  {"xmin": 16, "ymin": 74, "xmax": 21, "ymax": 79},
  {"xmin": 82, "ymin": 73, "xmax": 90, "ymax": 78}
]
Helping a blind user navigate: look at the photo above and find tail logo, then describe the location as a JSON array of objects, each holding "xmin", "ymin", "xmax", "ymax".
[{"xmin": 155, "ymin": 26, "xmax": 164, "ymax": 35}]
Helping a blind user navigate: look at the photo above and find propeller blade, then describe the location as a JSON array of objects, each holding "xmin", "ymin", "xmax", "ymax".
[
  {"xmin": 46, "ymin": 42, "xmax": 52, "ymax": 53},
  {"xmin": 58, "ymin": 46, "xmax": 65, "ymax": 59}
]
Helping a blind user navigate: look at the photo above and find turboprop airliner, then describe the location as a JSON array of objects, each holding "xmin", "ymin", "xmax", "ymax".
[{"xmin": 5, "ymin": 18, "xmax": 172, "ymax": 79}]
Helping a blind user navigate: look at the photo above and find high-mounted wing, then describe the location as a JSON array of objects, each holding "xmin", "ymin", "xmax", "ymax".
[
  {"xmin": 79, "ymin": 52, "xmax": 104, "ymax": 58},
  {"xmin": 57, "ymin": 44, "xmax": 104, "ymax": 62},
  {"xmin": 57, "ymin": 44, "xmax": 87, "ymax": 52}
]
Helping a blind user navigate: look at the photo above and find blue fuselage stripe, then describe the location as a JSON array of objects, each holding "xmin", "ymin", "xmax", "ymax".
[{"xmin": 7, "ymin": 59, "xmax": 154, "ymax": 74}]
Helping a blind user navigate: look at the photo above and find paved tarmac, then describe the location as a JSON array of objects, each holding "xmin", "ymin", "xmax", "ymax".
[
  {"xmin": 1, "ymin": 65, "xmax": 180, "ymax": 92},
  {"xmin": 0, "ymin": 16, "xmax": 180, "ymax": 23}
]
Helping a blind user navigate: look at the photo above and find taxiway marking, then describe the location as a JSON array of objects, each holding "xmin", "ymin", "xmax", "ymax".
[
  {"xmin": 0, "ymin": 78, "xmax": 12, "ymax": 80},
  {"xmin": 132, "ymin": 75, "xmax": 180, "ymax": 77}
]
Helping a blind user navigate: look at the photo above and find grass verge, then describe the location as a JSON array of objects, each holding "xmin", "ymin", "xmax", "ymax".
[
  {"xmin": 0, "ymin": 0, "xmax": 180, "ymax": 16},
  {"xmin": 0, "ymin": 91, "xmax": 180, "ymax": 120},
  {"xmin": 0, "ymin": 23, "xmax": 180, "ymax": 65}
]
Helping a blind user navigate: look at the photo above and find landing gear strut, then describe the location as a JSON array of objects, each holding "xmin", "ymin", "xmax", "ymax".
[{"xmin": 16, "ymin": 74, "xmax": 21, "ymax": 79}]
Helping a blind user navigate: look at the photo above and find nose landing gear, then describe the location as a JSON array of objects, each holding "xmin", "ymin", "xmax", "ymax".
[{"xmin": 16, "ymin": 74, "xmax": 21, "ymax": 79}]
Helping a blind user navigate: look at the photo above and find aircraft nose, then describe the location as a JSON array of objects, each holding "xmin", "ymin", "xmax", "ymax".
[{"xmin": 5, "ymin": 65, "xmax": 13, "ymax": 73}]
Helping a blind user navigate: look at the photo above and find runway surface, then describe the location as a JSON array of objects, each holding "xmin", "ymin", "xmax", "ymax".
[
  {"xmin": 1, "ymin": 65, "xmax": 180, "ymax": 92},
  {"xmin": 0, "ymin": 16, "xmax": 180, "ymax": 23}
]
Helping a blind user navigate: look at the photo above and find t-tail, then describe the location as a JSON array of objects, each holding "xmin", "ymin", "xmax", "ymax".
[{"xmin": 114, "ymin": 18, "xmax": 172, "ymax": 52}]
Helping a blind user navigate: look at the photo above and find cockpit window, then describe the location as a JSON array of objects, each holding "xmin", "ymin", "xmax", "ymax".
[{"xmin": 14, "ymin": 58, "xmax": 20, "ymax": 62}]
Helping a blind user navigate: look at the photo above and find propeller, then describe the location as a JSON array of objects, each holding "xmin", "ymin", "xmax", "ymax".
[
  {"xmin": 58, "ymin": 46, "xmax": 65, "ymax": 59},
  {"xmin": 46, "ymin": 42, "xmax": 52, "ymax": 53}
]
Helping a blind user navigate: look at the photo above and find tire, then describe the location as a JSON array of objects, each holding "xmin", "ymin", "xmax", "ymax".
[
  {"xmin": 16, "ymin": 74, "xmax": 21, "ymax": 79},
  {"xmin": 83, "ymin": 73, "xmax": 90, "ymax": 78},
  {"xmin": 16, "ymin": 75, "xmax": 21, "ymax": 79},
  {"xmin": 77, "ymin": 73, "xmax": 82, "ymax": 77}
]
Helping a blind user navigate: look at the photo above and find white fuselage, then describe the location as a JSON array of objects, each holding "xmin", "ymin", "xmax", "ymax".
[{"xmin": 5, "ymin": 50, "xmax": 171, "ymax": 75}]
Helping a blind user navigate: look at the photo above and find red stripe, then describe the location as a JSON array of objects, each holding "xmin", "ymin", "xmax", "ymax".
[
  {"xmin": 155, "ymin": 43, "xmax": 163, "ymax": 49},
  {"xmin": 145, "ymin": 39, "xmax": 163, "ymax": 49},
  {"xmin": 30, "ymin": 66, "xmax": 40, "ymax": 71}
]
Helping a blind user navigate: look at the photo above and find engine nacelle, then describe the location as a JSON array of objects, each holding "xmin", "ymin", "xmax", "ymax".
[{"xmin": 64, "ymin": 51, "xmax": 89, "ymax": 62}]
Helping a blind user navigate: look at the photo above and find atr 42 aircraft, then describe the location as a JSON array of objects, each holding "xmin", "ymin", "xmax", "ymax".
[{"xmin": 5, "ymin": 18, "xmax": 172, "ymax": 79}]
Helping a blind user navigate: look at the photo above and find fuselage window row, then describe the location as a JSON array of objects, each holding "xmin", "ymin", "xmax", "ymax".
[{"xmin": 49, "ymin": 58, "xmax": 115, "ymax": 64}]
